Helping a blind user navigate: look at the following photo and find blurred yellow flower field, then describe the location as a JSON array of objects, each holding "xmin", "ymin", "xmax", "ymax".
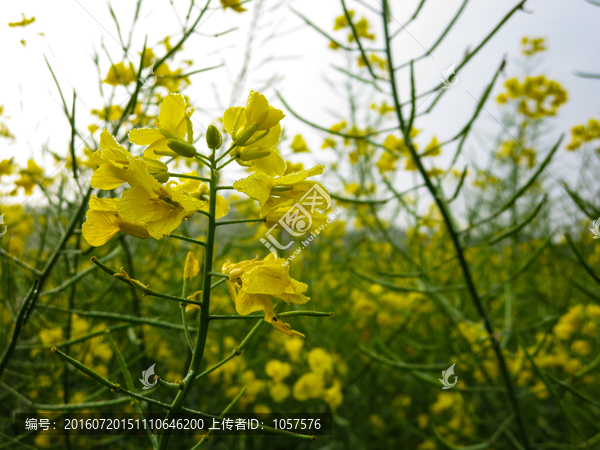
[{"xmin": 1, "ymin": 1, "xmax": 600, "ymax": 449}]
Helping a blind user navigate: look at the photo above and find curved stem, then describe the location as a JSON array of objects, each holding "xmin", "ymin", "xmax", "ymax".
[{"xmin": 380, "ymin": 1, "xmax": 531, "ymax": 448}]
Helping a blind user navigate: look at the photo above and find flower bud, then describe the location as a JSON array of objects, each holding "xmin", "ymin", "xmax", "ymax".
[
  {"xmin": 206, "ymin": 125, "xmax": 222, "ymax": 151},
  {"xmin": 167, "ymin": 139, "xmax": 197, "ymax": 158}
]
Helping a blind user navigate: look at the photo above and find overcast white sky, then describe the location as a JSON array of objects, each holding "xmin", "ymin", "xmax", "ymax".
[{"xmin": 1, "ymin": 0, "xmax": 599, "ymax": 206}]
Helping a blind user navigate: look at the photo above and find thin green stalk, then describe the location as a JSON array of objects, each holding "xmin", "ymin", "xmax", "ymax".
[
  {"xmin": 181, "ymin": 278, "xmax": 196, "ymax": 352},
  {"xmin": 158, "ymin": 142, "xmax": 219, "ymax": 449},
  {"xmin": 168, "ymin": 172, "xmax": 211, "ymax": 183},
  {"xmin": 380, "ymin": 1, "xmax": 531, "ymax": 447},
  {"xmin": 565, "ymin": 233, "xmax": 600, "ymax": 286},
  {"xmin": 0, "ymin": 187, "xmax": 92, "ymax": 380},
  {"xmin": 91, "ymin": 256, "xmax": 203, "ymax": 307},
  {"xmin": 215, "ymin": 217, "xmax": 266, "ymax": 226},
  {"xmin": 169, "ymin": 234, "xmax": 206, "ymax": 247}
]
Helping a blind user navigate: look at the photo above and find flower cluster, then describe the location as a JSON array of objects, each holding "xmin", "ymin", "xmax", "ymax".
[{"xmin": 496, "ymin": 75, "xmax": 567, "ymax": 119}]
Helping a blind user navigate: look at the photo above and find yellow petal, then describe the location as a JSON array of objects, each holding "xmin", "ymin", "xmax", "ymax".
[
  {"xmin": 184, "ymin": 251, "xmax": 200, "ymax": 279},
  {"xmin": 243, "ymin": 262, "xmax": 291, "ymax": 295},
  {"xmin": 245, "ymin": 91, "xmax": 270, "ymax": 125},
  {"xmin": 248, "ymin": 148, "xmax": 286, "ymax": 176},
  {"xmin": 91, "ymin": 164, "xmax": 128, "ymax": 190},
  {"xmin": 235, "ymin": 291, "xmax": 274, "ymax": 320},
  {"xmin": 129, "ymin": 128, "xmax": 164, "ymax": 145},
  {"xmin": 99, "ymin": 129, "xmax": 130, "ymax": 165},
  {"xmin": 89, "ymin": 195, "xmax": 119, "ymax": 213},
  {"xmin": 159, "ymin": 93, "xmax": 188, "ymax": 133},
  {"xmin": 118, "ymin": 186, "xmax": 167, "ymax": 223},
  {"xmin": 146, "ymin": 208, "xmax": 188, "ymax": 239},
  {"xmin": 143, "ymin": 137, "xmax": 171, "ymax": 159},
  {"xmin": 82, "ymin": 211, "xmax": 120, "ymax": 247},
  {"xmin": 224, "ymin": 106, "xmax": 246, "ymax": 138},
  {"xmin": 202, "ymin": 194, "xmax": 229, "ymax": 219},
  {"xmin": 233, "ymin": 172, "xmax": 274, "ymax": 205}
]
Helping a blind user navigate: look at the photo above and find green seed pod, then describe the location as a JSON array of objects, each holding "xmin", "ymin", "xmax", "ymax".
[
  {"xmin": 167, "ymin": 139, "xmax": 198, "ymax": 158},
  {"xmin": 206, "ymin": 125, "xmax": 223, "ymax": 150}
]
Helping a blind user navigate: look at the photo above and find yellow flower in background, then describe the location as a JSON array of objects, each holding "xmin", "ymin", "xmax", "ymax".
[
  {"xmin": 308, "ymin": 348, "xmax": 333, "ymax": 374},
  {"xmin": 293, "ymin": 373, "xmax": 324, "ymax": 401},
  {"xmin": 330, "ymin": 121, "xmax": 347, "ymax": 133},
  {"xmin": 92, "ymin": 105, "xmax": 124, "ymax": 122},
  {"xmin": 284, "ymin": 161, "xmax": 304, "ymax": 174},
  {"xmin": 82, "ymin": 195, "xmax": 149, "ymax": 247},
  {"xmin": 382, "ymin": 133, "xmax": 418, "ymax": 156},
  {"xmin": 497, "ymin": 76, "xmax": 567, "ymax": 119},
  {"xmin": 15, "ymin": 160, "xmax": 44, "ymax": 195},
  {"xmin": 8, "ymin": 14, "xmax": 36, "ymax": 27},
  {"xmin": 290, "ymin": 134, "xmax": 310, "ymax": 153},
  {"xmin": 521, "ymin": 36, "xmax": 546, "ymax": 56},
  {"xmin": 103, "ymin": 62, "xmax": 137, "ymax": 86},
  {"xmin": 423, "ymin": 136, "xmax": 441, "ymax": 157},
  {"xmin": 350, "ymin": 18, "xmax": 375, "ymax": 41},
  {"xmin": 333, "ymin": 11, "xmax": 354, "ymax": 30},
  {"xmin": 0, "ymin": 159, "xmax": 14, "ymax": 177},
  {"xmin": 117, "ymin": 158, "xmax": 205, "ymax": 239},
  {"xmin": 222, "ymin": 254, "xmax": 310, "ymax": 336},
  {"xmin": 223, "ymin": 106, "xmax": 285, "ymax": 176},
  {"xmin": 269, "ymin": 383, "xmax": 291, "ymax": 403},
  {"xmin": 284, "ymin": 336, "xmax": 304, "ymax": 361},
  {"xmin": 376, "ymin": 152, "xmax": 398, "ymax": 173},
  {"xmin": 265, "ymin": 359, "xmax": 292, "ymax": 383},
  {"xmin": 571, "ymin": 340, "xmax": 591, "ymax": 356},
  {"xmin": 323, "ymin": 379, "xmax": 343, "ymax": 410},
  {"xmin": 221, "ymin": 0, "xmax": 246, "ymax": 13},
  {"xmin": 566, "ymin": 118, "xmax": 600, "ymax": 151},
  {"xmin": 233, "ymin": 164, "xmax": 330, "ymax": 217},
  {"xmin": 129, "ymin": 93, "xmax": 195, "ymax": 159},
  {"xmin": 321, "ymin": 138, "xmax": 336, "ymax": 149}
]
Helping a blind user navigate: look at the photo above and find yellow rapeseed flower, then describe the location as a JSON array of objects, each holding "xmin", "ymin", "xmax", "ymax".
[
  {"xmin": 223, "ymin": 103, "xmax": 285, "ymax": 176},
  {"xmin": 222, "ymin": 254, "xmax": 310, "ymax": 336},
  {"xmin": 82, "ymin": 195, "xmax": 150, "ymax": 247},
  {"xmin": 103, "ymin": 62, "xmax": 137, "ymax": 86},
  {"xmin": 129, "ymin": 93, "xmax": 195, "ymax": 159},
  {"xmin": 233, "ymin": 165, "xmax": 330, "ymax": 217},
  {"xmin": 221, "ymin": 0, "xmax": 246, "ymax": 13},
  {"xmin": 290, "ymin": 134, "xmax": 310, "ymax": 153},
  {"xmin": 116, "ymin": 159, "xmax": 206, "ymax": 239}
]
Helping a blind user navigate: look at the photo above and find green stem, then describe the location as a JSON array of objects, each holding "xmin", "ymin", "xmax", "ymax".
[
  {"xmin": 380, "ymin": 1, "xmax": 531, "ymax": 448},
  {"xmin": 168, "ymin": 173, "xmax": 211, "ymax": 183},
  {"xmin": 181, "ymin": 279, "xmax": 196, "ymax": 352},
  {"xmin": 169, "ymin": 234, "xmax": 206, "ymax": 247},
  {"xmin": 215, "ymin": 217, "xmax": 266, "ymax": 227},
  {"xmin": 158, "ymin": 140, "xmax": 219, "ymax": 449},
  {"xmin": 0, "ymin": 187, "xmax": 92, "ymax": 381}
]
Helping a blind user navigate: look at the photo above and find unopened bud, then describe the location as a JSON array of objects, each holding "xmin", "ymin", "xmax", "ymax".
[{"xmin": 206, "ymin": 125, "xmax": 222, "ymax": 151}]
